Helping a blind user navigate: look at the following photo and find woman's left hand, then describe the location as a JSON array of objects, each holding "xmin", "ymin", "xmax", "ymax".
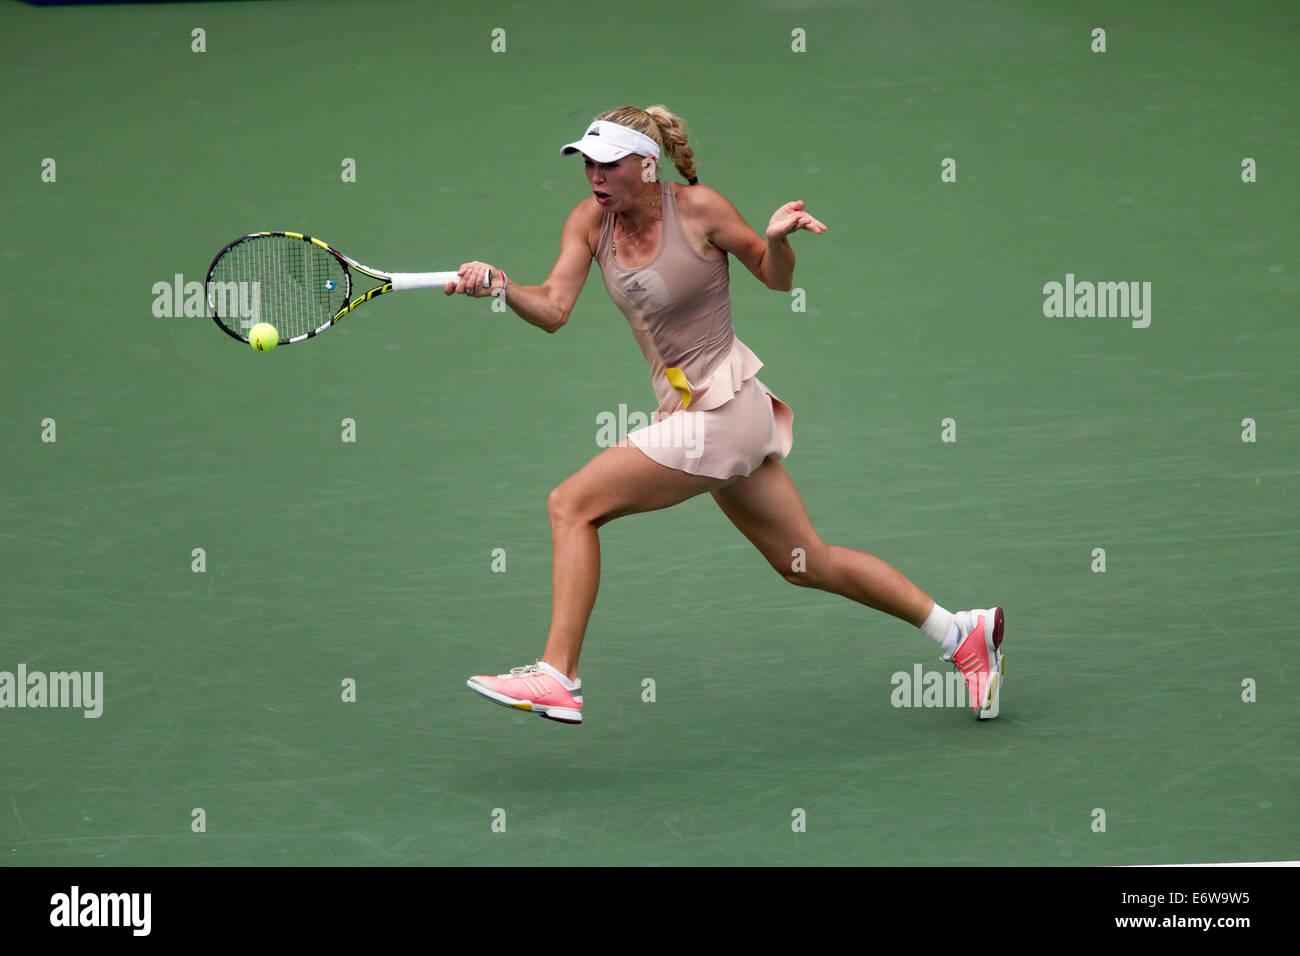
[{"xmin": 765, "ymin": 200, "xmax": 827, "ymax": 241}]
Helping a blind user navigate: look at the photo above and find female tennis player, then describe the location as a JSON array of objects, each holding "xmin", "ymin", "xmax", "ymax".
[{"xmin": 451, "ymin": 106, "xmax": 1003, "ymax": 723}]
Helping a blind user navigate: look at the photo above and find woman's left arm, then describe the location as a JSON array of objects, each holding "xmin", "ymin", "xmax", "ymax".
[{"xmin": 697, "ymin": 188, "xmax": 827, "ymax": 292}]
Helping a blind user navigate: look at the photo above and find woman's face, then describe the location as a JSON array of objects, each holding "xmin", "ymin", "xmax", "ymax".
[{"xmin": 585, "ymin": 154, "xmax": 652, "ymax": 212}]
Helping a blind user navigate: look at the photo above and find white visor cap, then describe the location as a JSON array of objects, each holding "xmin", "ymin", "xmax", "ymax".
[{"xmin": 560, "ymin": 120, "xmax": 661, "ymax": 163}]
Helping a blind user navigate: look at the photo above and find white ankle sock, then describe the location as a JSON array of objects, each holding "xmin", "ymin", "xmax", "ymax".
[
  {"xmin": 921, "ymin": 603, "xmax": 960, "ymax": 654},
  {"xmin": 537, "ymin": 660, "xmax": 578, "ymax": 688}
]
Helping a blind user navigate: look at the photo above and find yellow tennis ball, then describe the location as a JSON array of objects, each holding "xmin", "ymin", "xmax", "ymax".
[{"xmin": 249, "ymin": 323, "xmax": 279, "ymax": 352}]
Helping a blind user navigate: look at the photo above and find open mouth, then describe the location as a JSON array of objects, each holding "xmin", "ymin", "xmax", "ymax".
[{"xmin": 594, "ymin": 190, "xmax": 610, "ymax": 202}]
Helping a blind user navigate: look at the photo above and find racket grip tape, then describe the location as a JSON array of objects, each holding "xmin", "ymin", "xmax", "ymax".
[{"xmin": 390, "ymin": 271, "xmax": 492, "ymax": 291}]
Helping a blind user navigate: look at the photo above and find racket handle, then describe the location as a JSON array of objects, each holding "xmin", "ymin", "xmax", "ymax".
[{"xmin": 390, "ymin": 271, "xmax": 492, "ymax": 291}]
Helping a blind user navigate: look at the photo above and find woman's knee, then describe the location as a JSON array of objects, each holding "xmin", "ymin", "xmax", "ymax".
[
  {"xmin": 547, "ymin": 478, "xmax": 605, "ymax": 531},
  {"xmin": 772, "ymin": 540, "xmax": 831, "ymax": 588},
  {"xmin": 547, "ymin": 484, "xmax": 576, "ymax": 528}
]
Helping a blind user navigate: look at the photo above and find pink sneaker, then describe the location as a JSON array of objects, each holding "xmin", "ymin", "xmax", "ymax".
[
  {"xmin": 466, "ymin": 664, "xmax": 583, "ymax": 724},
  {"xmin": 943, "ymin": 608, "xmax": 1005, "ymax": 720}
]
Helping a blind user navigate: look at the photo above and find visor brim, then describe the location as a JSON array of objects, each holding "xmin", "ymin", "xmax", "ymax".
[{"xmin": 560, "ymin": 139, "xmax": 635, "ymax": 163}]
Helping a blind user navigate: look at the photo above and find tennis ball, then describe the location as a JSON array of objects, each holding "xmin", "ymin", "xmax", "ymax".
[{"xmin": 249, "ymin": 323, "xmax": 279, "ymax": 352}]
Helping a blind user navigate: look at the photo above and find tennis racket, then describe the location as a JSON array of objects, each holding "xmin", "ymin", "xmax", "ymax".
[{"xmin": 205, "ymin": 231, "xmax": 490, "ymax": 345}]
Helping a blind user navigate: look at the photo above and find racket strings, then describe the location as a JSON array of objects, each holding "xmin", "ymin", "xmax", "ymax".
[{"xmin": 209, "ymin": 236, "xmax": 349, "ymax": 340}]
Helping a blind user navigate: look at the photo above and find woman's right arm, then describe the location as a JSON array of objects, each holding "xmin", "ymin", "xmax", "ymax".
[{"xmin": 449, "ymin": 200, "xmax": 597, "ymax": 334}]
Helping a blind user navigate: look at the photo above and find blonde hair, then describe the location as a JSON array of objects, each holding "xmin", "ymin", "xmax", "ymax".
[{"xmin": 593, "ymin": 105, "xmax": 698, "ymax": 184}]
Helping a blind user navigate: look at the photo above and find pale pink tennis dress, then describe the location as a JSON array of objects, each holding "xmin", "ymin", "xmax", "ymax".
[{"xmin": 595, "ymin": 180, "xmax": 793, "ymax": 479}]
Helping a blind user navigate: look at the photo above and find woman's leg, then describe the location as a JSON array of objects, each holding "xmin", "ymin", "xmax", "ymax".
[
  {"xmin": 711, "ymin": 456, "xmax": 1006, "ymax": 719},
  {"xmin": 710, "ymin": 456, "xmax": 934, "ymax": 625},
  {"xmin": 541, "ymin": 443, "xmax": 737, "ymax": 678}
]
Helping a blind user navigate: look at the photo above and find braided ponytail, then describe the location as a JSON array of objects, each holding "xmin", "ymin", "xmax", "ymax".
[{"xmin": 644, "ymin": 105, "xmax": 698, "ymax": 185}]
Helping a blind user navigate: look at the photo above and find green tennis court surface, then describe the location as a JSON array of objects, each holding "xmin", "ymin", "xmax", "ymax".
[{"xmin": 1, "ymin": 0, "xmax": 1295, "ymax": 867}]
